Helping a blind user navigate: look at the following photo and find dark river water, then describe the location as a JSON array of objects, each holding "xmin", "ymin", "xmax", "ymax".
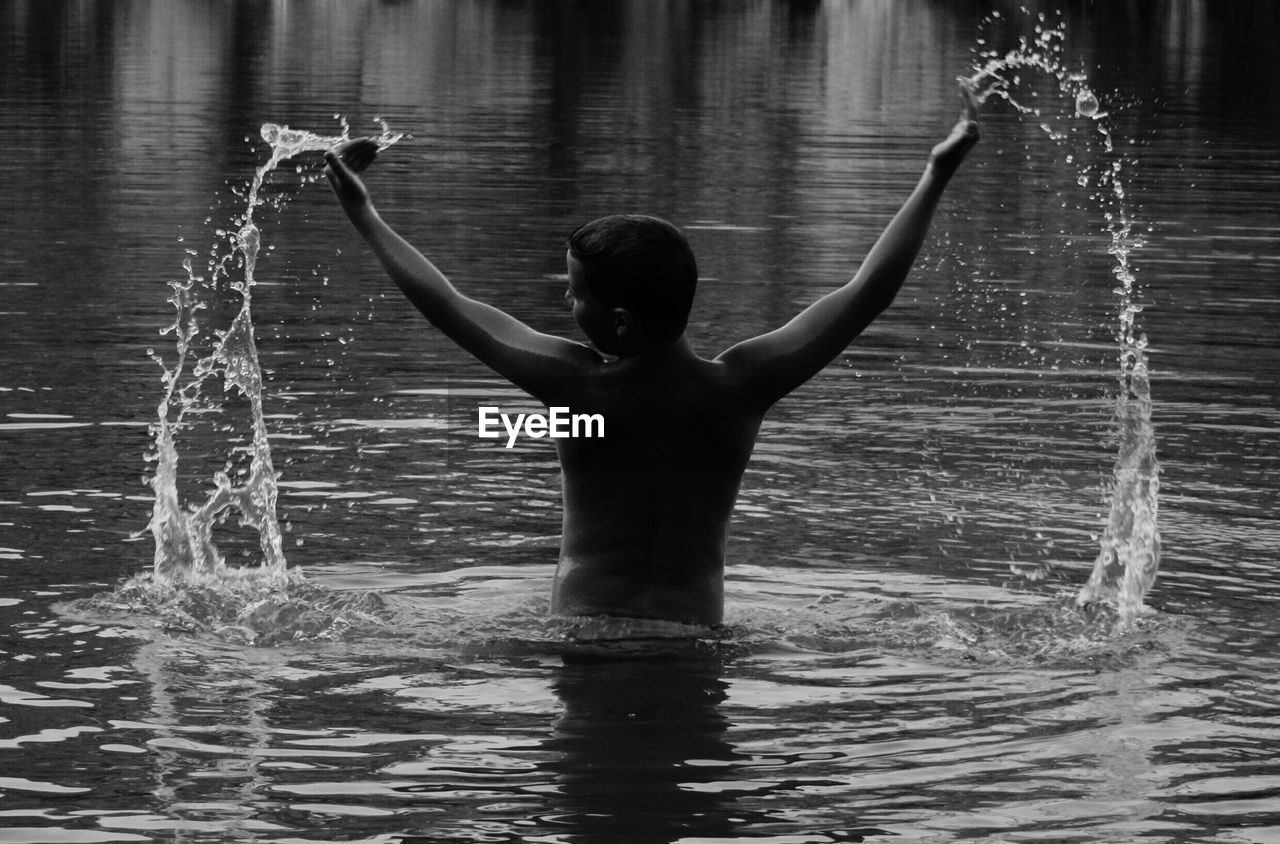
[{"xmin": 2, "ymin": 1, "xmax": 1280, "ymax": 842}]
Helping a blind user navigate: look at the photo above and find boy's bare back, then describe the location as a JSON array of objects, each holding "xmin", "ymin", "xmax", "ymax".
[
  {"xmin": 325, "ymin": 84, "xmax": 979, "ymax": 627},
  {"xmin": 549, "ymin": 339, "xmax": 764, "ymax": 626}
]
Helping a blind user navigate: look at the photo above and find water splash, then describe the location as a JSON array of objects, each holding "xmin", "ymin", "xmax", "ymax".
[
  {"xmin": 78, "ymin": 568, "xmax": 391, "ymax": 646},
  {"xmin": 963, "ymin": 12, "xmax": 1161, "ymax": 626},
  {"xmin": 1076, "ymin": 212, "xmax": 1161, "ymax": 623},
  {"xmin": 148, "ymin": 119, "xmax": 403, "ymax": 584},
  {"xmin": 86, "ymin": 119, "xmax": 406, "ymax": 642}
]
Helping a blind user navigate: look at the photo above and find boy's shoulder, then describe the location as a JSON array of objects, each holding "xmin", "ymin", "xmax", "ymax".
[{"xmin": 578, "ymin": 342, "xmax": 748, "ymax": 400}]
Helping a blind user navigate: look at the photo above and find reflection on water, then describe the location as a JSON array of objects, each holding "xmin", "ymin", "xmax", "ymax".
[
  {"xmin": 11, "ymin": 577, "xmax": 1261, "ymax": 843},
  {"xmin": 546, "ymin": 657, "xmax": 750, "ymax": 842},
  {"xmin": 4, "ymin": 1, "xmax": 1280, "ymax": 842},
  {"xmin": 34, "ymin": 565, "xmax": 1211, "ymax": 842}
]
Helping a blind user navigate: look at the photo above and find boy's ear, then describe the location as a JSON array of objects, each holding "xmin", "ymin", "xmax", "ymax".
[{"xmin": 611, "ymin": 308, "xmax": 634, "ymax": 337}]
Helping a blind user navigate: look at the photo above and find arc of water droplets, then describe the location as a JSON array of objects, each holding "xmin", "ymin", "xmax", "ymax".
[
  {"xmin": 964, "ymin": 13, "xmax": 1161, "ymax": 625},
  {"xmin": 147, "ymin": 120, "xmax": 404, "ymax": 584}
]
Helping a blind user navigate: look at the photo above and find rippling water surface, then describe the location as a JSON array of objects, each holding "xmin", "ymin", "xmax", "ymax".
[{"xmin": 3, "ymin": 2, "xmax": 1280, "ymax": 841}]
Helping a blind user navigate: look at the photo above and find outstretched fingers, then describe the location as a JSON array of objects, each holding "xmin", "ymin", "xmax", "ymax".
[{"xmin": 928, "ymin": 79, "xmax": 981, "ymax": 175}]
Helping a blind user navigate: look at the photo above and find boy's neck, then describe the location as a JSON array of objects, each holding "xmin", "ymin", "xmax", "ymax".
[{"xmin": 610, "ymin": 332, "xmax": 696, "ymax": 364}]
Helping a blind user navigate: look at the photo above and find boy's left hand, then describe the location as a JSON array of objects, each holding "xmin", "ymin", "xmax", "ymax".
[
  {"xmin": 929, "ymin": 80, "xmax": 981, "ymax": 177},
  {"xmin": 324, "ymin": 139, "xmax": 378, "ymax": 212},
  {"xmin": 334, "ymin": 137, "xmax": 379, "ymax": 173}
]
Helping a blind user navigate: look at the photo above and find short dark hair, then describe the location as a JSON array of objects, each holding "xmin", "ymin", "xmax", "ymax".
[{"xmin": 567, "ymin": 215, "xmax": 697, "ymax": 340}]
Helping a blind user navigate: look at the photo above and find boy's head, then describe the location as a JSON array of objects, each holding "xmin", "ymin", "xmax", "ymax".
[{"xmin": 566, "ymin": 215, "xmax": 697, "ymax": 346}]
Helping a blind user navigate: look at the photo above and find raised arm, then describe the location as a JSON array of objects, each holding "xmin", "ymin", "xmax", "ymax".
[
  {"xmin": 716, "ymin": 84, "xmax": 980, "ymax": 408},
  {"xmin": 324, "ymin": 144, "xmax": 597, "ymax": 402}
]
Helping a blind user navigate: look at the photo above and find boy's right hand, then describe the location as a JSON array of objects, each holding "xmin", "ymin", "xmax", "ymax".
[
  {"xmin": 324, "ymin": 138, "xmax": 379, "ymax": 213},
  {"xmin": 928, "ymin": 80, "xmax": 981, "ymax": 178}
]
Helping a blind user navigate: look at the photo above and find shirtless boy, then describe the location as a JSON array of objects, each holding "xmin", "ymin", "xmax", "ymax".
[{"xmin": 325, "ymin": 85, "xmax": 979, "ymax": 628}]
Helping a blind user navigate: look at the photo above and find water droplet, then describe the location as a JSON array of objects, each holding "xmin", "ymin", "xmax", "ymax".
[
  {"xmin": 1075, "ymin": 89, "xmax": 1099, "ymax": 118},
  {"xmin": 237, "ymin": 223, "xmax": 260, "ymax": 256}
]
